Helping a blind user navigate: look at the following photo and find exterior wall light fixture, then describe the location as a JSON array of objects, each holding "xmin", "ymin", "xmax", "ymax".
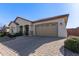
[{"xmin": 60, "ymin": 22, "xmax": 63, "ymax": 25}]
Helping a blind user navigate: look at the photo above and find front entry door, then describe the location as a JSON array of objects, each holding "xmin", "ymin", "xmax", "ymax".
[
  {"xmin": 20, "ymin": 26, "xmax": 23, "ymax": 34},
  {"xmin": 25, "ymin": 25, "xmax": 29, "ymax": 35}
]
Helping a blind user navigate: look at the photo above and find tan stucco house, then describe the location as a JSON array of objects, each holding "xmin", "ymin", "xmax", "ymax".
[{"xmin": 8, "ymin": 14, "xmax": 69, "ymax": 37}]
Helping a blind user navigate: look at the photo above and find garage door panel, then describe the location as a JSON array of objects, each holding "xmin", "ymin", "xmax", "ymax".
[{"xmin": 35, "ymin": 23, "xmax": 58, "ymax": 36}]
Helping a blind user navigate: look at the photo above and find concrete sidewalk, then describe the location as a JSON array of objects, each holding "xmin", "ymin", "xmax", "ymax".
[{"xmin": 0, "ymin": 43, "xmax": 19, "ymax": 56}]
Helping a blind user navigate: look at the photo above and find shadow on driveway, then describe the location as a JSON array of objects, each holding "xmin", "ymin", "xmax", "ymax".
[
  {"xmin": 2, "ymin": 36, "xmax": 64, "ymax": 56},
  {"xmin": 60, "ymin": 46, "xmax": 79, "ymax": 56}
]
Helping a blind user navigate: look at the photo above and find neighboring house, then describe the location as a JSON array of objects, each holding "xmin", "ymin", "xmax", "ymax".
[
  {"xmin": 8, "ymin": 14, "xmax": 69, "ymax": 37},
  {"xmin": 6, "ymin": 27, "xmax": 10, "ymax": 33},
  {"xmin": 1, "ymin": 25, "xmax": 9, "ymax": 33},
  {"xmin": 67, "ymin": 27, "xmax": 79, "ymax": 36}
]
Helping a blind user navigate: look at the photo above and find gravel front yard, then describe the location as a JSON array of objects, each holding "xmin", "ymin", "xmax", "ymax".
[{"xmin": 0, "ymin": 36, "xmax": 79, "ymax": 56}]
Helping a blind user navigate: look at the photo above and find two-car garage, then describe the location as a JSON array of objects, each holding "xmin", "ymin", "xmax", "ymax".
[{"xmin": 35, "ymin": 22, "xmax": 58, "ymax": 36}]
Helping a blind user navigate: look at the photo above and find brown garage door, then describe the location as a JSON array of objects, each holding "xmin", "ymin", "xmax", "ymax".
[{"xmin": 35, "ymin": 22, "xmax": 58, "ymax": 36}]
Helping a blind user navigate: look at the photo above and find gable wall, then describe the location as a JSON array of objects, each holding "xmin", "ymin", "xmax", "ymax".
[
  {"xmin": 9, "ymin": 22, "xmax": 17, "ymax": 27},
  {"xmin": 15, "ymin": 18, "xmax": 32, "ymax": 25},
  {"xmin": 15, "ymin": 18, "xmax": 32, "ymax": 35},
  {"xmin": 9, "ymin": 22, "xmax": 17, "ymax": 34}
]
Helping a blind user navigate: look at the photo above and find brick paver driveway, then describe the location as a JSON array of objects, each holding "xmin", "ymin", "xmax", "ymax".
[{"xmin": 0, "ymin": 36, "xmax": 79, "ymax": 56}]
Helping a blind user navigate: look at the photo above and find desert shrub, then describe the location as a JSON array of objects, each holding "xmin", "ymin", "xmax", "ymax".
[
  {"xmin": 13, "ymin": 32, "xmax": 23, "ymax": 37},
  {"xmin": 7, "ymin": 33, "xmax": 14, "ymax": 38},
  {"xmin": 7, "ymin": 32, "xmax": 23, "ymax": 38},
  {"xmin": 64, "ymin": 37, "xmax": 79, "ymax": 53}
]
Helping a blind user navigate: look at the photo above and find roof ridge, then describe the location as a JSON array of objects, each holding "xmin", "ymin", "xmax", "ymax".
[{"xmin": 14, "ymin": 16, "xmax": 32, "ymax": 22}]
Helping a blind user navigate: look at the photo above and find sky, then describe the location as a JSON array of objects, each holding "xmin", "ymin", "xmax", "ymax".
[{"xmin": 0, "ymin": 3, "xmax": 79, "ymax": 28}]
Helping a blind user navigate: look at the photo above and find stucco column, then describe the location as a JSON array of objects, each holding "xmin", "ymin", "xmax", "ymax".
[
  {"xmin": 58, "ymin": 19, "xmax": 67, "ymax": 37},
  {"xmin": 32, "ymin": 24, "xmax": 35, "ymax": 36},
  {"xmin": 23, "ymin": 26, "xmax": 25, "ymax": 35},
  {"xmin": 16, "ymin": 25, "xmax": 20, "ymax": 33},
  {"xmin": 29, "ymin": 25, "xmax": 33, "ymax": 36}
]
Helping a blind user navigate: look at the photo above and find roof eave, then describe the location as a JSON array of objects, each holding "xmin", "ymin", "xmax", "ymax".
[{"xmin": 32, "ymin": 14, "xmax": 69, "ymax": 23}]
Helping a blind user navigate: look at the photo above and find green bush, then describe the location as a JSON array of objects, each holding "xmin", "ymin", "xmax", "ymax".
[
  {"xmin": 64, "ymin": 38, "xmax": 79, "ymax": 53},
  {"xmin": 0, "ymin": 32, "xmax": 6, "ymax": 37}
]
